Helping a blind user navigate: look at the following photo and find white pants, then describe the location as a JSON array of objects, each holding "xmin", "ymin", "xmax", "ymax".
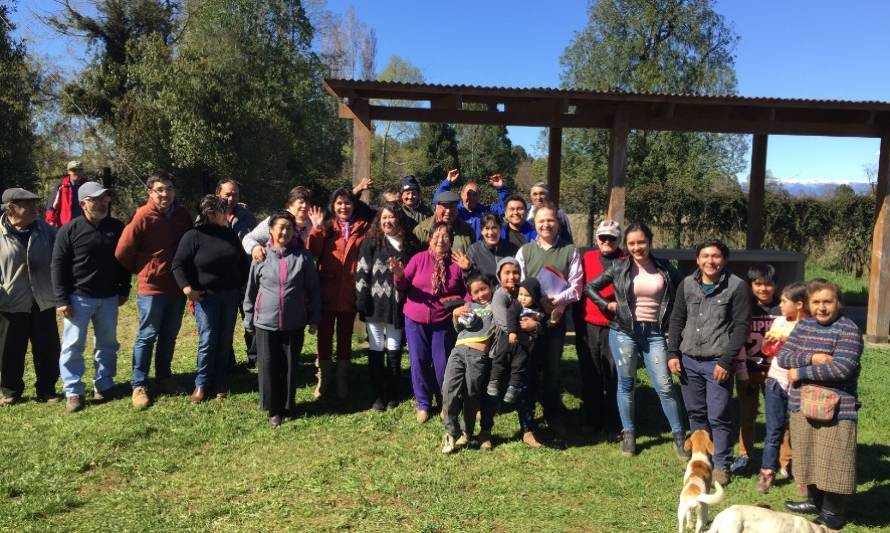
[{"xmin": 365, "ymin": 321, "xmax": 402, "ymax": 351}]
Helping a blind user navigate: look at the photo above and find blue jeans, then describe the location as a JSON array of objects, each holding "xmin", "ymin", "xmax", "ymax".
[
  {"xmin": 762, "ymin": 377, "xmax": 789, "ymax": 472},
  {"xmin": 132, "ymin": 293, "xmax": 186, "ymax": 388},
  {"xmin": 59, "ymin": 295, "xmax": 120, "ymax": 397},
  {"xmin": 608, "ymin": 324, "xmax": 684, "ymax": 434},
  {"xmin": 680, "ymin": 354, "xmax": 734, "ymax": 470},
  {"xmin": 193, "ymin": 288, "xmax": 239, "ymax": 391}
]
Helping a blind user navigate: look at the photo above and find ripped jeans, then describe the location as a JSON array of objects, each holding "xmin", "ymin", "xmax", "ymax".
[{"xmin": 608, "ymin": 323, "xmax": 684, "ymax": 434}]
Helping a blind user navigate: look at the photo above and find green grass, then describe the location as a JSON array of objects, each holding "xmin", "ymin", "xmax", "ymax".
[
  {"xmin": 806, "ymin": 264, "xmax": 869, "ymax": 306},
  {"xmin": 1, "ymin": 300, "xmax": 888, "ymax": 532}
]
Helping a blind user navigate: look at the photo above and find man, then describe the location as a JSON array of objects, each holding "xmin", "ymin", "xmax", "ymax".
[
  {"xmin": 399, "ymin": 175, "xmax": 432, "ymax": 229},
  {"xmin": 45, "ymin": 160, "xmax": 86, "ymax": 228},
  {"xmin": 115, "ymin": 171, "xmax": 193, "ymax": 409},
  {"xmin": 0, "ymin": 188, "xmax": 60, "ymax": 404},
  {"xmin": 433, "ymin": 169, "xmax": 509, "ymax": 238},
  {"xmin": 501, "ymin": 194, "xmax": 536, "ymax": 247},
  {"xmin": 52, "ymin": 182, "xmax": 130, "ymax": 413},
  {"xmin": 526, "ymin": 181, "xmax": 573, "ymax": 243},
  {"xmin": 668, "ymin": 239, "xmax": 751, "ymax": 484},
  {"xmin": 412, "ymin": 190, "xmax": 475, "ymax": 252}
]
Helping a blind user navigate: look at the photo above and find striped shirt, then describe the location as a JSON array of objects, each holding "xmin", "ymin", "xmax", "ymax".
[{"xmin": 776, "ymin": 316, "xmax": 863, "ymax": 421}]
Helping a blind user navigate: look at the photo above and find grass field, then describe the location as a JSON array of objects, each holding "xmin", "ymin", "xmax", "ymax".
[
  {"xmin": 0, "ymin": 299, "xmax": 888, "ymax": 532},
  {"xmin": 805, "ymin": 265, "xmax": 870, "ymax": 307}
]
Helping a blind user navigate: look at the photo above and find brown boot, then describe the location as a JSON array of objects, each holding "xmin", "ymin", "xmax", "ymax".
[
  {"xmin": 336, "ymin": 359, "xmax": 350, "ymax": 400},
  {"xmin": 522, "ymin": 431, "xmax": 542, "ymax": 448},
  {"xmin": 314, "ymin": 358, "xmax": 333, "ymax": 399},
  {"xmin": 190, "ymin": 387, "xmax": 206, "ymax": 404}
]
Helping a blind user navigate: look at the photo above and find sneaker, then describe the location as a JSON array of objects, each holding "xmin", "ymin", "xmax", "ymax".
[
  {"xmin": 730, "ymin": 455, "xmax": 750, "ymax": 474},
  {"xmin": 621, "ymin": 431, "xmax": 636, "ymax": 457},
  {"xmin": 0, "ymin": 395, "xmax": 19, "ymax": 407},
  {"xmin": 756, "ymin": 469, "xmax": 775, "ymax": 493},
  {"xmin": 478, "ymin": 431, "xmax": 493, "ymax": 451},
  {"xmin": 441, "ymin": 433, "xmax": 457, "ymax": 454},
  {"xmin": 503, "ymin": 385, "xmax": 520, "ymax": 404},
  {"xmin": 673, "ymin": 431, "xmax": 691, "ymax": 461},
  {"xmin": 66, "ymin": 395, "xmax": 83, "ymax": 413},
  {"xmin": 455, "ymin": 432, "xmax": 470, "ymax": 447},
  {"xmin": 713, "ymin": 468, "xmax": 731, "ymax": 486},
  {"xmin": 131, "ymin": 386, "xmax": 151, "ymax": 410},
  {"xmin": 522, "ymin": 431, "xmax": 543, "ymax": 448},
  {"xmin": 92, "ymin": 387, "xmax": 109, "ymax": 403},
  {"xmin": 416, "ymin": 410, "xmax": 430, "ymax": 423},
  {"xmin": 269, "ymin": 415, "xmax": 282, "ymax": 428},
  {"xmin": 371, "ymin": 398, "xmax": 386, "ymax": 412}
]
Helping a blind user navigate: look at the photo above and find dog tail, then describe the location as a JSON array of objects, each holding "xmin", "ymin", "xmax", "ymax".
[{"xmin": 696, "ymin": 481, "xmax": 724, "ymax": 505}]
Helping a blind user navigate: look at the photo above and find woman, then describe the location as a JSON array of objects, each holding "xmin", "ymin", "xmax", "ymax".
[
  {"xmin": 306, "ymin": 188, "xmax": 370, "ymax": 400},
  {"xmin": 780, "ymin": 279, "xmax": 862, "ymax": 530},
  {"xmin": 515, "ymin": 203, "xmax": 583, "ymax": 440},
  {"xmin": 243, "ymin": 185, "xmax": 313, "ymax": 261},
  {"xmin": 585, "ymin": 223, "xmax": 687, "ymax": 459},
  {"xmin": 392, "ymin": 223, "xmax": 466, "ymax": 423},
  {"xmin": 355, "ymin": 202, "xmax": 421, "ymax": 411},
  {"xmin": 243, "ymin": 211, "xmax": 320, "ymax": 427},
  {"xmin": 172, "ymin": 195, "xmax": 248, "ymax": 403},
  {"xmin": 453, "ymin": 212, "xmax": 518, "ymax": 282}
]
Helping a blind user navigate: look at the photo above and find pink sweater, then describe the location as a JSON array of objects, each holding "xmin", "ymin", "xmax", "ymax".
[
  {"xmin": 630, "ymin": 261, "xmax": 664, "ymax": 323},
  {"xmin": 394, "ymin": 251, "xmax": 466, "ymax": 324}
]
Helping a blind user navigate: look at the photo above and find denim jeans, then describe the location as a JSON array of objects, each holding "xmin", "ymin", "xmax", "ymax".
[
  {"xmin": 608, "ymin": 323, "xmax": 684, "ymax": 434},
  {"xmin": 680, "ymin": 353, "xmax": 734, "ymax": 470},
  {"xmin": 132, "ymin": 293, "xmax": 186, "ymax": 388},
  {"xmin": 59, "ymin": 295, "xmax": 120, "ymax": 397},
  {"xmin": 193, "ymin": 288, "xmax": 240, "ymax": 391},
  {"xmin": 762, "ymin": 377, "xmax": 790, "ymax": 472}
]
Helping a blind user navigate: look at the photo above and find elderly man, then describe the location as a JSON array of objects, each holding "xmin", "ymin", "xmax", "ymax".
[
  {"xmin": 52, "ymin": 182, "xmax": 131, "ymax": 413},
  {"xmin": 115, "ymin": 171, "xmax": 193, "ymax": 409},
  {"xmin": 412, "ymin": 190, "xmax": 475, "ymax": 252},
  {"xmin": 0, "ymin": 188, "xmax": 60, "ymax": 404},
  {"xmin": 399, "ymin": 175, "xmax": 432, "ymax": 229},
  {"xmin": 45, "ymin": 160, "xmax": 86, "ymax": 228},
  {"xmin": 433, "ymin": 169, "xmax": 509, "ymax": 238},
  {"xmin": 526, "ymin": 181, "xmax": 573, "ymax": 244}
]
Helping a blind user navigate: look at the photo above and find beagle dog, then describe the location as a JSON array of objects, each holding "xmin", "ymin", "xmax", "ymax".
[
  {"xmin": 706, "ymin": 505, "xmax": 836, "ymax": 533},
  {"xmin": 678, "ymin": 430, "xmax": 725, "ymax": 533}
]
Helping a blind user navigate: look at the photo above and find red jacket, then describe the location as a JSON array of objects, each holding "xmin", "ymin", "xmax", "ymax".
[
  {"xmin": 580, "ymin": 249, "xmax": 625, "ymax": 326},
  {"xmin": 45, "ymin": 175, "xmax": 81, "ymax": 228},
  {"xmin": 115, "ymin": 201, "xmax": 194, "ymax": 295},
  {"xmin": 307, "ymin": 218, "xmax": 370, "ymax": 314}
]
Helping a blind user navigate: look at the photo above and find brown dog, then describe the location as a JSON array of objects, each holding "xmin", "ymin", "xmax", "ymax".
[{"xmin": 678, "ymin": 430, "xmax": 725, "ymax": 533}]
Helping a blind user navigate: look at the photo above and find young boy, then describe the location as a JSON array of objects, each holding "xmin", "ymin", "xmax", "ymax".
[
  {"xmin": 730, "ymin": 263, "xmax": 782, "ymax": 474},
  {"xmin": 488, "ymin": 257, "xmax": 529, "ymax": 405},
  {"xmin": 441, "ymin": 274, "xmax": 496, "ymax": 454}
]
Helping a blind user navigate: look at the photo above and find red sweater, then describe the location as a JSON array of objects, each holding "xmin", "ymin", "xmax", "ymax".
[{"xmin": 580, "ymin": 249, "xmax": 624, "ymax": 326}]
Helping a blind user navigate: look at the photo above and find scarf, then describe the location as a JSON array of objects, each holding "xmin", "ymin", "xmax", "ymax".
[
  {"xmin": 429, "ymin": 248, "xmax": 448, "ymax": 296},
  {"xmin": 337, "ymin": 219, "xmax": 351, "ymax": 241}
]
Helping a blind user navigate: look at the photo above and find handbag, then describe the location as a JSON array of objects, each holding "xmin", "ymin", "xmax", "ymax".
[{"xmin": 799, "ymin": 384, "xmax": 840, "ymax": 421}]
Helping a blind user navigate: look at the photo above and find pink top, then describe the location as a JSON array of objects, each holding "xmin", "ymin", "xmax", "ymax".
[
  {"xmin": 394, "ymin": 251, "xmax": 466, "ymax": 324},
  {"xmin": 765, "ymin": 316, "xmax": 796, "ymax": 390},
  {"xmin": 630, "ymin": 261, "xmax": 664, "ymax": 323}
]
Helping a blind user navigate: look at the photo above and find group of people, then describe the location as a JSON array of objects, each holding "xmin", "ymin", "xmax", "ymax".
[{"xmin": 0, "ymin": 163, "xmax": 863, "ymax": 529}]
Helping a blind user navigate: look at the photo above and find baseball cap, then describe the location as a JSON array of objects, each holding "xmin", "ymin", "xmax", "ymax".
[
  {"xmin": 77, "ymin": 181, "xmax": 109, "ymax": 203},
  {"xmin": 67, "ymin": 160, "xmax": 83, "ymax": 171},
  {"xmin": 596, "ymin": 219, "xmax": 622, "ymax": 239}
]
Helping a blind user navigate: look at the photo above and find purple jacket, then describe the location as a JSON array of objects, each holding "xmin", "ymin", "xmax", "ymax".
[{"xmin": 395, "ymin": 250, "xmax": 466, "ymax": 324}]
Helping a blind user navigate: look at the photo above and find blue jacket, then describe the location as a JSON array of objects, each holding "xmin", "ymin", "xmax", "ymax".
[{"xmin": 433, "ymin": 179, "xmax": 509, "ymax": 238}]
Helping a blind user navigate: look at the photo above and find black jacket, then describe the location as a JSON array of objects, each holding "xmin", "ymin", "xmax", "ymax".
[
  {"xmin": 465, "ymin": 239, "xmax": 519, "ymax": 282},
  {"xmin": 584, "ymin": 255, "xmax": 680, "ymax": 335},
  {"xmin": 51, "ymin": 216, "xmax": 130, "ymax": 305}
]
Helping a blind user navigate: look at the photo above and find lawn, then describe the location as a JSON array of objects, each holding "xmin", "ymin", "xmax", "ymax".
[
  {"xmin": 806, "ymin": 265, "xmax": 869, "ymax": 307},
  {"xmin": 0, "ymin": 300, "xmax": 888, "ymax": 532}
]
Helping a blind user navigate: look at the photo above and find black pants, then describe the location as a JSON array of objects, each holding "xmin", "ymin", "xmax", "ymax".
[
  {"xmin": 1, "ymin": 304, "xmax": 61, "ymax": 398},
  {"xmin": 488, "ymin": 332, "xmax": 529, "ymax": 394},
  {"xmin": 575, "ymin": 321, "xmax": 620, "ymax": 432},
  {"xmin": 228, "ymin": 302, "xmax": 258, "ymax": 368},
  {"xmin": 255, "ymin": 328, "xmax": 304, "ymax": 416},
  {"xmin": 529, "ymin": 319, "xmax": 566, "ymax": 425}
]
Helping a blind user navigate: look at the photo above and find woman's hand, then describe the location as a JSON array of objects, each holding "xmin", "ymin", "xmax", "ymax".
[
  {"xmin": 446, "ymin": 169, "xmax": 460, "ymax": 183},
  {"xmin": 811, "ymin": 352, "xmax": 834, "ymax": 365},
  {"xmin": 251, "ymin": 244, "xmax": 267, "ymax": 263},
  {"xmin": 388, "ymin": 257, "xmax": 404, "ymax": 278},
  {"xmin": 451, "ymin": 250, "xmax": 471, "ymax": 271},
  {"xmin": 352, "ymin": 177, "xmax": 373, "ymax": 196},
  {"xmin": 183, "ymin": 286, "xmax": 204, "ymax": 303},
  {"xmin": 519, "ymin": 316, "xmax": 539, "ymax": 332},
  {"xmin": 668, "ymin": 358, "xmax": 682, "ymax": 376},
  {"xmin": 307, "ymin": 206, "xmax": 325, "ymax": 229},
  {"xmin": 788, "ymin": 368, "xmax": 799, "ymax": 383},
  {"xmin": 606, "ymin": 301, "xmax": 618, "ymax": 314}
]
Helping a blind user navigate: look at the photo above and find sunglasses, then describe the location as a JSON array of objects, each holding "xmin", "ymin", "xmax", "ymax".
[{"xmin": 597, "ymin": 235, "xmax": 618, "ymax": 243}]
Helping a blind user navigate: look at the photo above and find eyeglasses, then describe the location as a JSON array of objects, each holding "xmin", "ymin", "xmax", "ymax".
[{"xmin": 597, "ymin": 235, "xmax": 618, "ymax": 243}]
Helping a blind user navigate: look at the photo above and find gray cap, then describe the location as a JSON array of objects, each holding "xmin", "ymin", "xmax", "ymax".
[
  {"xmin": 67, "ymin": 160, "xmax": 83, "ymax": 171},
  {"xmin": 1, "ymin": 188, "xmax": 40, "ymax": 204},
  {"xmin": 496, "ymin": 256, "xmax": 520, "ymax": 278},
  {"xmin": 433, "ymin": 190, "xmax": 460, "ymax": 205},
  {"xmin": 77, "ymin": 181, "xmax": 109, "ymax": 202}
]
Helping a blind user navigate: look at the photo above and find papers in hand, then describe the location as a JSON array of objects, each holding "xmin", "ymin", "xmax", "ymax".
[{"xmin": 537, "ymin": 265, "xmax": 568, "ymax": 299}]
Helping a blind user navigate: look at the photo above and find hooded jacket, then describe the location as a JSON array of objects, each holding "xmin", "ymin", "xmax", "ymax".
[{"xmin": 243, "ymin": 245, "xmax": 320, "ymax": 332}]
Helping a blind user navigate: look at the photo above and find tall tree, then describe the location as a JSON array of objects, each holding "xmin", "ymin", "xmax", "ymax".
[
  {"xmin": 455, "ymin": 114, "xmax": 519, "ymax": 196},
  {"xmin": 0, "ymin": 1, "xmax": 38, "ymax": 190},
  {"xmin": 412, "ymin": 122, "xmax": 460, "ymax": 192},
  {"xmin": 373, "ymin": 54, "xmax": 424, "ymax": 185}
]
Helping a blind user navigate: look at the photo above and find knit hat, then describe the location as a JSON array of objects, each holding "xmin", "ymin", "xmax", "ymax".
[
  {"xmin": 496, "ymin": 257, "xmax": 520, "ymax": 279},
  {"xmin": 400, "ymin": 175, "xmax": 420, "ymax": 192}
]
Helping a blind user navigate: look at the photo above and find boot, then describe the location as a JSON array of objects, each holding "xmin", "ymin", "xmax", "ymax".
[
  {"xmin": 385, "ymin": 349, "xmax": 402, "ymax": 409},
  {"xmin": 314, "ymin": 358, "xmax": 333, "ymax": 399},
  {"xmin": 786, "ymin": 485, "xmax": 823, "ymax": 515},
  {"xmin": 621, "ymin": 431, "xmax": 636, "ymax": 457},
  {"xmin": 336, "ymin": 359, "xmax": 351, "ymax": 400},
  {"xmin": 814, "ymin": 492, "xmax": 846, "ymax": 530},
  {"xmin": 368, "ymin": 350, "xmax": 385, "ymax": 411}
]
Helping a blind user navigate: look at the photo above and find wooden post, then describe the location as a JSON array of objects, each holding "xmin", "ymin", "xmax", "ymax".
[
  {"xmin": 867, "ymin": 135, "xmax": 890, "ymax": 343},
  {"xmin": 351, "ymin": 98, "xmax": 372, "ymax": 204},
  {"xmin": 746, "ymin": 134, "xmax": 768, "ymax": 249},
  {"xmin": 606, "ymin": 114, "xmax": 629, "ymax": 224},
  {"xmin": 547, "ymin": 127, "xmax": 562, "ymax": 206}
]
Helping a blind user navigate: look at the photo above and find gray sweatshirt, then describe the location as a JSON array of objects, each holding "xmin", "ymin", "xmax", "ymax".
[{"xmin": 243, "ymin": 245, "xmax": 320, "ymax": 332}]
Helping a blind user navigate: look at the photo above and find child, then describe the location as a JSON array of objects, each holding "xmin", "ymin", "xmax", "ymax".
[
  {"xmin": 731, "ymin": 263, "xmax": 781, "ymax": 474},
  {"xmin": 243, "ymin": 212, "xmax": 321, "ymax": 427},
  {"xmin": 756, "ymin": 281, "xmax": 808, "ymax": 493},
  {"xmin": 440, "ymin": 274, "xmax": 496, "ymax": 454},
  {"xmin": 489, "ymin": 258, "xmax": 529, "ymax": 406}
]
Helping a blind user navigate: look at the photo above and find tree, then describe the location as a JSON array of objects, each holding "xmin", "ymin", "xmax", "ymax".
[
  {"xmin": 0, "ymin": 1, "xmax": 38, "ymax": 190},
  {"xmin": 412, "ymin": 122, "xmax": 459, "ymax": 194},
  {"xmin": 455, "ymin": 113, "xmax": 519, "ymax": 197},
  {"xmin": 373, "ymin": 55, "xmax": 424, "ymax": 185}
]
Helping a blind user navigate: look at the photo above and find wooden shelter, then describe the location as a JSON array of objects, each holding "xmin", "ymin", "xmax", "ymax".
[{"xmin": 323, "ymin": 78, "xmax": 890, "ymax": 342}]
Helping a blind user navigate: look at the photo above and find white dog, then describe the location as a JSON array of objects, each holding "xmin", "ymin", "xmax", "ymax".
[
  {"xmin": 706, "ymin": 505, "xmax": 836, "ymax": 533},
  {"xmin": 678, "ymin": 430, "xmax": 725, "ymax": 533}
]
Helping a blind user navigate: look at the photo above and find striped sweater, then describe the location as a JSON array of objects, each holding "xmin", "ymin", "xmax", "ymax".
[{"xmin": 776, "ymin": 316, "xmax": 863, "ymax": 421}]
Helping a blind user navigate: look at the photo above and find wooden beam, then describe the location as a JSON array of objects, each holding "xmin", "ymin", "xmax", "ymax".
[
  {"xmin": 547, "ymin": 128, "xmax": 562, "ymax": 206},
  {"xmin": 866, "ymin": 197, "xmax": 890, "ymax": 342},
  {"xmin": 746, "ymin": 134, "xmax": 768, "ymax": 249},
  {"xmin": 606, "ymin": 114, "xmax": 629, "ymax": 224},
  {"xmin": 876, "ymin": 136, "xmax": 889, "ymax": 215},
  {"xmin": 350, "ymin": 98, "xmax": 372, "ymax": 204}
]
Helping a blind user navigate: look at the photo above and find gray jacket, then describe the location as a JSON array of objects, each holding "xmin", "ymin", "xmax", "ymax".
[
  {"xmin": 0, "ymin": 216, "xmax": 57, "ymax": 312},
  {"xmin": 243, "ymin": 245, "xmax": 320, "ymax": 332},
  {"xmin": 667, "ymin": 269, "xmax": 751, "ymax": 370}
]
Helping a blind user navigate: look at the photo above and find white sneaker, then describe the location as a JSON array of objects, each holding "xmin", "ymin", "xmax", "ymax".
[{"xmin": 441, "ymin": 433, "xmax": 456, "ymax": 454}]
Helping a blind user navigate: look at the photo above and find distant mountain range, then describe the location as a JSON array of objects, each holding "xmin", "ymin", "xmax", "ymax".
[{"xmin": 738, "ymin": 181, "xmax": 872, "ymax": 197}]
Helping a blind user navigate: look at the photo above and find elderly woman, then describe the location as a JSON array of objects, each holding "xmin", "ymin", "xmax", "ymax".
[
  {"xmin": 173, "ymin": 195, "xmax": 249, "ymax": 403},
  {"xmin": 585, "ymin": 223, "xmax": 687, "ymax": 459},
  {"xmin": 780, "ymin": 279, "xmax": 862, "ymax": 530},
  {"xmin": 392, "ymin": 223, "xmax": 466, "ymax": 423},
  {"xmin": 355, "ymin": 202, "xmax": 421, "ymax": 411},
  {"xmin": 452, "ymin": 212, "xmax": 518, "ymax": 282}
]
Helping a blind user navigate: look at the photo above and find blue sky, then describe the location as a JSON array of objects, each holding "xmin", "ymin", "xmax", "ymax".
[{"xmin": 10, "ymin": 0, "xmax": 888, "ymax": 183}]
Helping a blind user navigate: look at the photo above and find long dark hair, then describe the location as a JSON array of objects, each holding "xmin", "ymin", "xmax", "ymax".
[{"xmin": 368, "ymin": 202, "xmax": 421, "ymax": 253}]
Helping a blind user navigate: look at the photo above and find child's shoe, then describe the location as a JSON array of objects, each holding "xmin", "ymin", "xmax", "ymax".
[
  {"xmin": 455, "ymin": 432, "xmax": 470, "ymax": 447},
  {"xmin": 503, "ymin": 385, "xmax": 520, "ymax": 404},
  {"xmin": 756, "ymin": 469, "xmax": 774, "ymax": 493},
  {"xmin": 522, "ymin": 431, "xmax": 542, "ymax": 448},
  {"xmin": 441, "ymin": 433, "xmax": 456, "ymax": 454}
]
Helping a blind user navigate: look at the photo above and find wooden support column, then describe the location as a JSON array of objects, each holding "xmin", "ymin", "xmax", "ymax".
[
  {"xmin": 350, "ymin": 98, "xmax": 372, "ymax": 204},
  {"xmin": 547, "ymin": 127, "xmax": 562, "ymax": 206},
  {"xmin": 606, "ymin": 114, "xmax": 629, "ymax": 224},
  {"xmin": 746, "ymin": 134, "xmax": 768, "ymax": 249},
  {"xmin": 866, "ymin": 135, "xmax": 890, "ymax": 343}
]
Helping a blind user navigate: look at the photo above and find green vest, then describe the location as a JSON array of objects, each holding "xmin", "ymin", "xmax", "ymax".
[
  {"xmin": 520, "ymin": 239, "xmax": 576, "ymax": 278},
  {"xmin": 413, "ymin": 216, "xmax": 474, "ymax": 253}
]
